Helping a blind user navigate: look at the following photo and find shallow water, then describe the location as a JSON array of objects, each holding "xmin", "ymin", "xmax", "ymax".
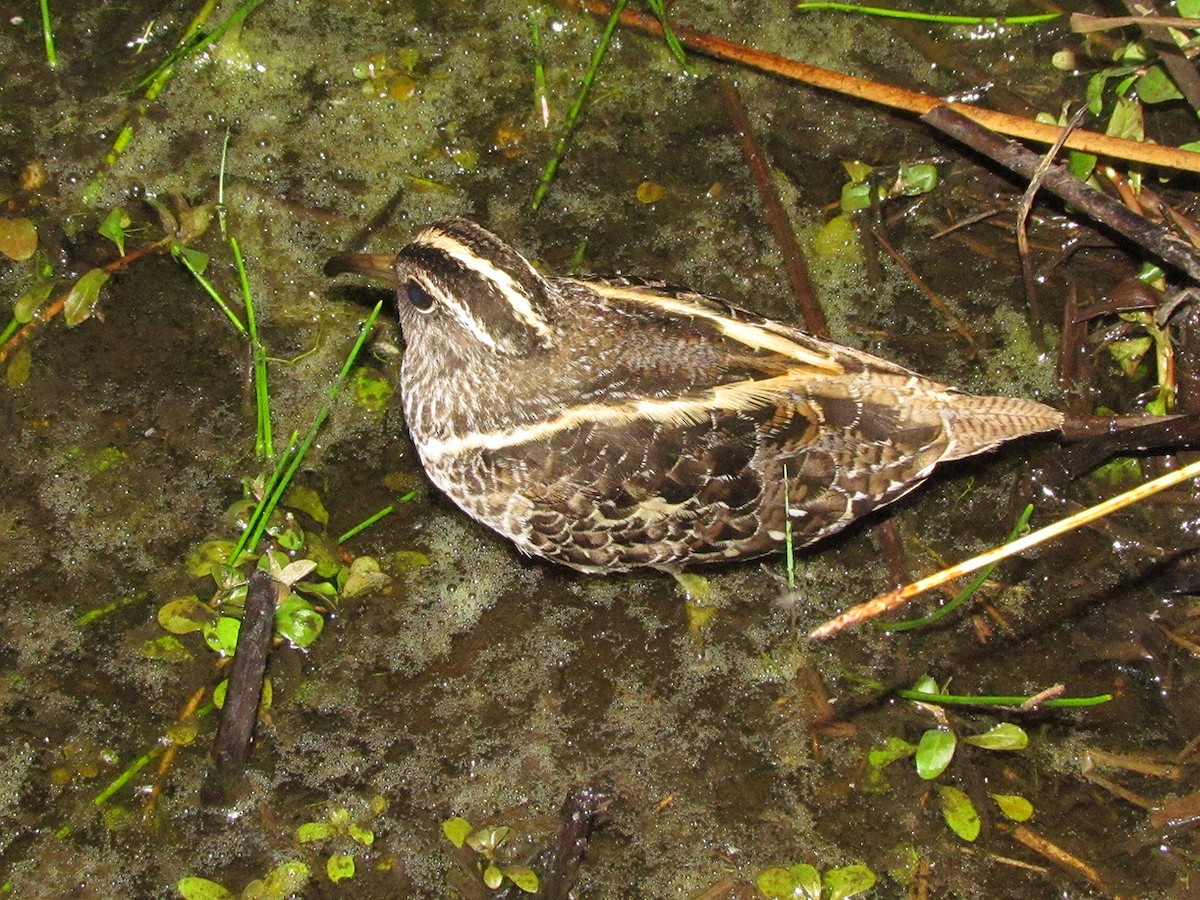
[{"xmin": 1, "ymin": 1, "xmax": 1198, "ymax": 896}]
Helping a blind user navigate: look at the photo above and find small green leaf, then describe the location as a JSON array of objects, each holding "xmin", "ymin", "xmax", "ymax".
[
  {"xmin": 964, "ymin": 722, "xmax": 1028, "ymax": 751},
  {"xmin": 1105, "ymin": 95, "xmax": 1144, "ymax": 142},
  {"xmin": 393, "ymin": 550, "xmax": 431, "ymax": 572},
  {"xmin": 166, "ymin": 722, "xmax": 198, "ymax": 746},
  {"xmin": 171, "ymin": 243, "xmax": 210, "ymax": 274},
  {"xmin": 915, "ymin": 728, "xmax": 957, "ymax": 780},
  {"xmin": 274, "ymin": 595, "xmax": 324, "ymax": 648},
  {"xmin": 840, "ymin": 180, "xmax": 873, "ymax": 213},
  {"xmin": 284, "ymin": 484, "xmax": 329, "ymax": 527},
  {"xmin": 467, "ymin": 824, "xmax": 509, "ymax": 855},
  {"xmin": 868, "ymin": 736, "xmax": 917, "ymax": 770},
  {"xmin": 258, "ymin": 861, "xmax": 309, "ymax": 897},
  {"xmin": 1107, "ymin": 336, "xmax": 1152, "ymax": 378},
  {"xmin": 0, "ymin": 216, "xmax": 38, "ymax": 260},
  {"xmin": 157, "ymin": 596, "xmax": 217, "ymax": 634},
  {"xmin": 138, "ymin": 634, "xmax": 193, "ymax": 662},
  {"xmin": 991, "ymin": 792, "xmax": 1034, "ymax": 822},
  {"xmin": 442, "ymin": 816, "xmax": 472, "ymax": 848},
  {"xmin": 1136, "ymin": 65, "xmax": 1184, "ymax": 104},
  {"xmin": 482, "ymin": 863, "xmax": 504, "ymax": 890},
  {"xmin": 1179, "ymin": 0, "xmax": 1200, "ymax": 16},
  {"xmin": 296, "ymin": 821, "xmax": 335, "ymax": 842},
  {"xmin": 896, "ymin": 163, "xmax": 937, "ymax": 196},
  {"xmin": 186, "ymin": 540, "xmax": 240, "ymax": 577},
  {"xmin": 756, "ymin": 864, "xmax": 820, "ymax": 899},
  {"xmin": 341, "ymin": 555, "xmax": 392, "ymax": 599},
  {"xmin": 824, "ymin": 863, "xmax": 877, "ymax": 900},
  {"xmin": 63, "ymin": 267, "xmax": 111, "ymax": 327},
  {"xmin": 910, "ymin": 675, "xmax": 939, "ymax": 695},
  {"xmin": 1086, "ymin": 71, "xmax": 1107, "ymax": 114},
  {"xmin": 1067, "ymin": 148, "xmax": 1098, "ymax": 182},
  {"xmin": 348, "ymin": 823, "xmax": 374, "ymax": 845},
  {"xmin": 6, "ymin": 344, "xmax": 32, "ymax": 387},
  {"xmin": 500, "ymin": 865, "xmax": 540, "ymax": 893},
  {"xmin": 176, "ymin": 876, "xmax": 234, "ymax": 900},
  {"xmin": 202, "ymin": 616, "xmax": 241, "ymax": 656},
  {"xmin": 938, "ymin": 785, "xmax": 981, "ymax": 841},
  {"xmin": 13, "ymin": 279, "xmax": 55, "ymax": 323},
  {"xmin": 326, "ymin": 853, "xmax": 355, "ymax": 883},
  {"xmin": 98, "ymin": 208, "xmax": 131, "ymax": 257}
]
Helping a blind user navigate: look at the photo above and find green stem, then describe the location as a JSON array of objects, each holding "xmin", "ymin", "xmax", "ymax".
[
  {"xmin": 234, "ymin": 303, "xmax": 383, "ymax": 558},
  {"xmin": 337, "ymin": 501, "xmax": 410, "ymax": 544},
  {"xmin": 894, "ymin": 689, "xmax": 1112, "ymax": 708},
  {"xmin": 38, "ymin": 0, "xmax": 58, "ymax": 69},
  {"xmin": 795, "ymin": 2, "xmax": 1059, "ymax": 25},
  {"xmin": 886, "ymin": 504, "xmax": 1034, "ymax": 632},
  {"xmin": 174, "ymin": 247, "xmax": 247, "ymax": 334},
  {"xmin": 532, "ymin": 0, "xmax": 628, "ymax": 211},
  {"xmin": 230, "ymin": 236, "xmax": 272, "ymax": 458}
]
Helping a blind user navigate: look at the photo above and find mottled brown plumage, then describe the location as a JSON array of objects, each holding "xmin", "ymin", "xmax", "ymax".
[{"xmin": 326, "ymin": 219, "xmax": 1063, "ymax": 572}]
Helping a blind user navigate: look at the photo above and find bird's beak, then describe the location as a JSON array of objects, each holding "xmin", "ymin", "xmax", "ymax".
[{"xmin": 323, "ymin": 252, "xmax": 397, "ymax": 284}]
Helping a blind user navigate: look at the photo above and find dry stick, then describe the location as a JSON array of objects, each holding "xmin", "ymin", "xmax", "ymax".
[
  {"xmin": 921, "ymin": 106, "xmax": 1200, "ymax": 284},
  {"xmin": 871, "ymin": 225, "xmax": 978, "ymax": 350},
  {"xmin": 210, "ymin": 569, "xmax": 277, "ymax": 773},
  {"xmin": 809, "ymin": 455, "xmax": 1200, "ymax": 639},
  {"xmin": 1119, "ymin": 0, "xmax": 1200, "ymax": 115},
  {"xmin": 1009, "ymin": 825, "xmax": 1111, "ymax": 895},
  {"xmin": 718, "ymin": 79, "xmax": 826, "ymax": 335},
  {"xmin": 1071, "ymin": 12, "xmax": 1200, "ymax": 32},
  {"xmin": 1016, "ymin": 106, "xmax": 1087, "ymax": 344},
  {"xmin": 566, "ymin": 0, "xmax": 1200, "ymax": 174}
]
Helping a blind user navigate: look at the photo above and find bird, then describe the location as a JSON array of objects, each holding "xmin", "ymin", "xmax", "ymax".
[{"xmin": 325, "ymin": 218, "xmax": 1064, "ymax": 573}]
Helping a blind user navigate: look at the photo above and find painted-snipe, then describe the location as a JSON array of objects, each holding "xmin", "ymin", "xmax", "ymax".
[{"xmin": 326, "ymin": 219, "xmax": 1063, "ymax": 572}]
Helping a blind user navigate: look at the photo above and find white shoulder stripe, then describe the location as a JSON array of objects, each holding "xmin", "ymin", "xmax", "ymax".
[
  {"xmin": 420, "ymin": 373, "xmax": 815, "ymax": 462},
  {"xmin": 583, "ymin": 282, "xmax": 845, "ymax": 375}
]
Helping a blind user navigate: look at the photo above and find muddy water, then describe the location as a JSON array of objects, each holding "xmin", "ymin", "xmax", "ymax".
[{"xmin": 0, "ymin": 1, "xmax": 1196, "ymax": 897}]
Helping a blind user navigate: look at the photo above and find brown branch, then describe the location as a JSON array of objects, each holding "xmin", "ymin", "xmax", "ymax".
[
  {"xmin": 718, "ymin": 79, "xmax": 826, "ymax": 335},
  {"xmin": 0, "ymin": 238, "xmax": 169, "ymax": 368},
  {"xmin": 920, "ymin": 106, "xmax": 1200, "ymax": 284},
  {"xmin": 210, "ymin": 569, "xmax": 277, "ymax": 773},
  {"xmin": 566, "ymin": 0, "xmax": 1200, "ymax": 174}
]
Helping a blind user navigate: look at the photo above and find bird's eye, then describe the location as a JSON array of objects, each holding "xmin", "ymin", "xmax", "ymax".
[{"xmin": 405, "ymin": 280, "xmax": 436, "ymax": 313}]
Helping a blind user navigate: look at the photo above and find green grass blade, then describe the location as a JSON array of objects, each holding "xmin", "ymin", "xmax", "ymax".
[
  {"xmin": 38, "ymin": 0, "xmax": 58, "ymax": 69},
  {"xmin": 885, "ymin": 504, "xmax": 1034, "ymax": 632},
  {"xmin": 795, "ymin": 2, "xmax": 1059, "ymax": 25},
  {"xmin": 230, "ymin": 236, "xmax": 272, "ymax": 458},
  {"xmin": 531, "ymin": 0, "xmax": 628, "ymax": 211},
  {"xmin": 234, "ymin": 303, "xmax": 383, "ymax": 558}
]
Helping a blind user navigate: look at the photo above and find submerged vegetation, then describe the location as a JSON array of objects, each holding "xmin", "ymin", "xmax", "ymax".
[{"xmin": 1, "ymin": 0, "xmax": 1199, "ymax": 896}]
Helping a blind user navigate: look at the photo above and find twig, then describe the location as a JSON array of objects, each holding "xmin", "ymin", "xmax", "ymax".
[
  {"xmin": 870, "ymin": 225, "xmax": 977, "ymax": 350},
  {"xmin": 0, "ymin": 237, "xmax": 170, "ymax": 367},
  {"xmin": 1009, "ymin": 825, "xmax": 1111, "ymax": 894},
  {"xmin": 524, "ymin": 786, "xmax": 610, "ymax": 900},
  {"xmin": 1016, "ymin": 106, "xmax": 1086, "ymax": 345},
  {"xmin": 809, "ymin": 455, "xmax": 1200, "ymax": 638},
  {"xmin": 565, "ymin": 0, "xmax": 1200, "ymax": 173},
  {"xmin": 920, "ymin": 106, "xmax": 1200, "ymax": 283},
  {"xmin": 209, "ymin": 569, "xmax": 277, "ymax": 774},
  {"xmin": 1119, "ymin": 0, "xmax": 1200, "ymax": 117},
  {"xmin": 718, "ymin": 79, "xmax": 825, "ymax": 334},
  {"xmin": 1070, "ymin": 12, "xmax": 1200, "ymax": 32}
]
